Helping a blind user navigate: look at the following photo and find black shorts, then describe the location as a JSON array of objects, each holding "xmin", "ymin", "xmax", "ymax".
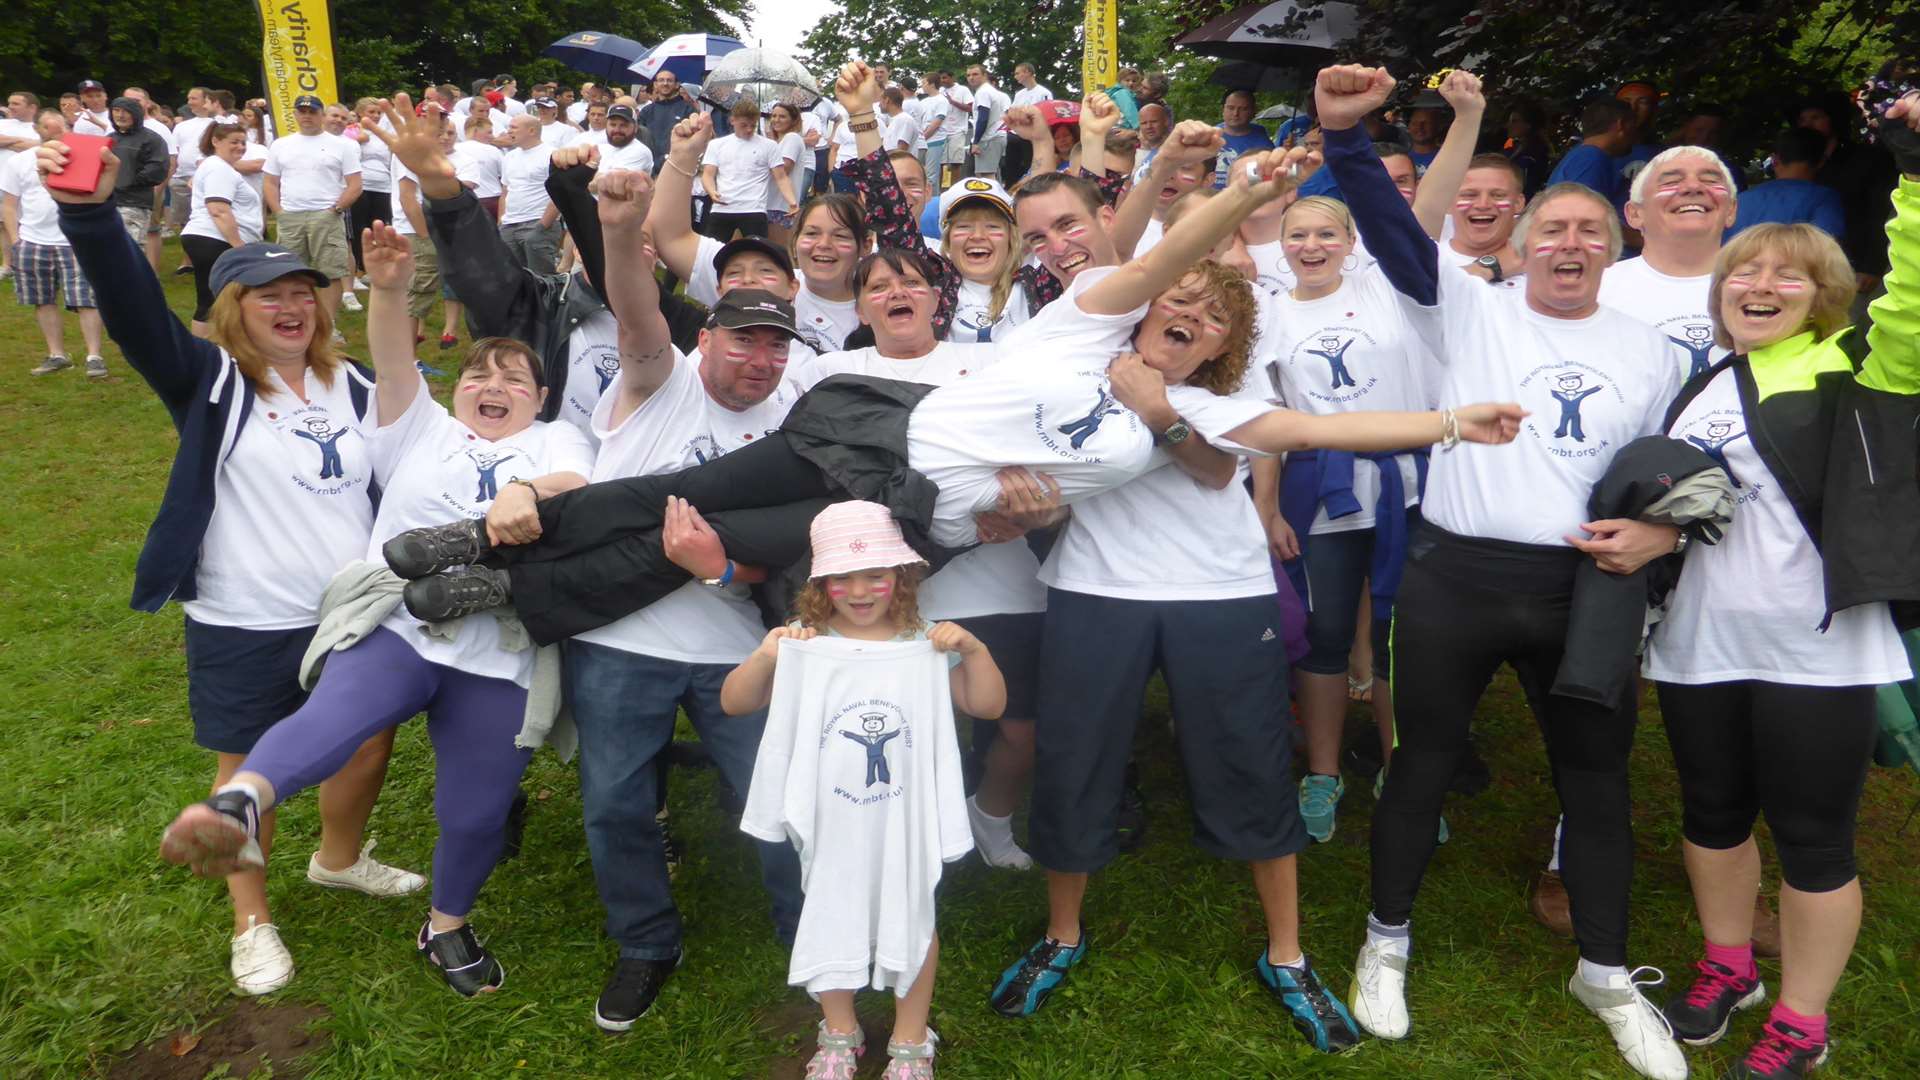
[
  {"xmin": 183, "ymin": 616, "xmax": 317, "ymax": 753},
  {"xmin": 1029, "ymin": 588, "xmax": 1306, "ymax": 872}
]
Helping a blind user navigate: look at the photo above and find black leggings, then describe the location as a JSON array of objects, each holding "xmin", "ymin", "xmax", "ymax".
[
  {"xmin": 180, "ymin": 234, "xmax": 232, "ymax": 321},
  {"xmin": 493, "ymin": 433, "xmax": 840, "ymax": 644},
  {"xmin": 1657, "ymin": 680, "xmax": 1878, "ymax": 893},
  {"xmin": 347, "ymin": 189, "xmax": 392, "ymax": 271},
  {"xmin": 1375, "ymin": 525, "xmax": 1639, "ymax": 965}
]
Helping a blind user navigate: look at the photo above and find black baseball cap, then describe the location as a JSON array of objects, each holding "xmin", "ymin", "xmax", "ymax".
[
  {"xmin": 705, "ymin": 289, "xmax": 798, "ymax": 339},
  {"xmin": 294, "ymin": 94, "xmax": 324, "ymax": 111},
  {"xmin": 534, "ymin": 97, "xmax": 559, "ymax": 110},
  {"xmin": 78, "ymin": 79, "xmax": 105, "ymax": 93},
  {"xmin": 209, "ymin": 242, "xmax": 330, "ymax": 296},
  {"xmin": 607, "ymin": 103, "xmax": 637, "ymax": 122},
  {"xmin": 713, "ymin": 237, "xmax": 795, "ymax": 281}
]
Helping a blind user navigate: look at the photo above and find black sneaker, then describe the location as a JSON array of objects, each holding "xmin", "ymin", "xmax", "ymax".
[
  {"xmin": 159, "ymin": 788, "xmax": 265, "ymax": 876},
  {"xmin": 403, "ymin": 567, "xmax": 513, "ymax": 622},
  {"xmin": 384, "ymin": 518, "xmax": 490, "ymax": 579},
  {"xmin": 417, "ymin": 920, "xmax": 506, "ymax": 996},
  {"xmin": 1665, "ymin": 958, "xmax": 1766, "ymax": 1045},
  {"xmin": 595, "ymin": 954, "xmax": 680, "ymax": 1031}
]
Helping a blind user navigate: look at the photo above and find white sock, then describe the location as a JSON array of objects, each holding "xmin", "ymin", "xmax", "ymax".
[
  {"xmin": 215, "ymin": 780, "xmax": 263, "ymax": 811},
  {"xmin": 1268, "ymin": 951, "xmax": 1306, "ymax": 970},
  {"xmin": 968, "ymin": 796, "xmax": 1018, "ymax": 847},
  {"xmin": 1548, "ymin": 814, "xmax": 1564, "ymax": 873},
  {"xmin": 1365, "ymin": 913, "xmax": 1411, "ymax": 959},
  {"xmin": 1578, "ymin": 958, "xmax": 1628, "ymax": 986}
]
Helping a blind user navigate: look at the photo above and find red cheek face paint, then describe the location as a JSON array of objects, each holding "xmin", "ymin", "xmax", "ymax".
[
  {"xmin": 1773, "ymin": 280, "xmax": 1808, "ymax": 293},
  {"xmin": 1453, "ymin": 199, "xmax": 1475, "ymax": 211},
  {"xmin": 1532, "ymin": 242, "xmax": 1559, "ymax": 257},
  {"xmin": 868, "ymin": 581, "xmax": 893, "ymax": 597},
  {"xmin": 505, "ymin": 383, "xmax": 532, "ymax": 398},
  {"xmin": 1493, "ymin": 200, "xmax": 1514, "ymax": 211},
  {"xmin": 1584, "ymin": 241, "xmax": 1608, "ymax": 253},
  {"xmin": 826, "ymin": 583, "xmax": 850, "ymax": 598}
]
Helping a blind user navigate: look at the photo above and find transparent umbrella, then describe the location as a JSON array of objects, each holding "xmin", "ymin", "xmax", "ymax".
[{"xmin": 701, "ymin": 48, "xmax": 824, "ymax": 111}]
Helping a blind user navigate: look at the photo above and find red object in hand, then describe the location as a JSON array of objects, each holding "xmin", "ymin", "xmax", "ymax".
[{"xmin": 45, "ymin": 133, "xmax": 110, "ymax": 194}]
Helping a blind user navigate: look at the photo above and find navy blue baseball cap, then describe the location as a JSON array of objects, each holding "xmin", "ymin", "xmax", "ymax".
[
  {"xmin": 294, "ymin": 94, "xmax": 324, "ymax": 111},
  {"xmin": 209, "ymin": 242, "xmax": 330, "ymax": 295}
]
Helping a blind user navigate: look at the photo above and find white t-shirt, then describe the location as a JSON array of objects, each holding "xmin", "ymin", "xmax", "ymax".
[
  {"xmin": 917, "ymin": 97, "xmax": 949, "ymax": 143},
  {"xmin": 144, "ymin": 117, "xmax": 178, "ymax": 156},
  {"xmin": 388, "ymin": 160, "xmax": 420, "ymax": 237},
  {"xmin": 539, "ymin": 121, "xmax": 577, "ymax": 149},
  {"xmin": 263, "ymin": 132, "xmax": 361, "ymax": 212},
  {"xmin": 72, "ymin": 109, "xmax": 112, "ymax": 137},
  {"xmin": 356, "ymin": 132, "xmax": 393, "ymax": 193},
  {"xmin": 794, "ymin": 343, "xmax": 1048, "ymax": 619},
  {"xmin": 768, "ymin": 132, "xmax": 806, "ymax": 213},
  {"xmin": 1597, "ymin": 256, "xmax": 1727, "ymax": 382},
  {"xmin": 555, "ymin": 308, "xmax": 619, "ymax": 436},
  {"xmin": 183, "ymin": 367, "xmax": 375, "ymax": 628},
  {"xmin": 680, "ymin": 235, "xmax": 824, "ymax": 365},
  {"xmin": 936, "ymin": 86, "xmax": 974, "ymax": 141},
  {"xmin": 451, "ymin": 140, "xmax": 505, "ymax": 198},
  {"xmin": 573, "ymin": 349, "xmax": 800, "ymax": 663},
  {"xmin": 1401, "ymin": 264, "xmax": 1687, "ymax": 546},
  {"xmin": 240, "ymin": 142, "xmax": 269, "ymax": 199},
  {"xmin": 499, "ymin": 144, "xmax": 555, "ymax": 225},
  {"xmin": 1013, "ymin": 85, "xmax": 1053, "ymax": 110},
  {"xmin": 365, "ymin": 382, "xmax": 594, "ymax": 686},
  {"xmin": 1246, "ymin": 240, "xmax": 1298, "ymax": 296},
  {"xmin": 173, "ymin": 116, "xmax": 218, "ymax": 178},
  {"xmin": 183, "ymin": 156, "xmax": 264, "ymax": 244},
  {"xmin": 0, "ymin": 117, "xmax": 37, "ymax": 174},
  {"xmin": 1040, "ymin": 375, "xmax": 1279, "ymax": 601},
  {"xmin": 884, "ymin": 112, "xmax": 919, "ymax": 153},
  {"xmin": 1135, "ymin": 217, "xmax": 1166, "ymax": 257},
  {"xmin": 742, "ymin": 636, "xmax": 972, "ymax": 997},
  {"xmin": 973, "ymin": 84, "xmax": 1012, "ymax": 140},
  {"xmin": 0, "ymin": 152, "xmax": 64, "ymax": 246},
  {"xmin": 1643, "ymin": 367, "xmax": 1911, "ymax": 686},
  {"xmin": 596, "ymin": 138, "xmax": 655, "ymax": 176},
  {"xmin": 1266, "ymin": 267, "xmax": 1435, "ymax": 533},
  {"xmin": 576, "ymin": 127, "xmax": 610, "ymax": 148},
  {"xmin": 500, "ymin": 96, "xmax": 528, "ymax": 117},
  {"xmin": 566, "ymin": 101, "xmax": 588, "ymax": 126},
  {"xmin": 899, "ymin": 100, "xmax": 928, "ymax": 154},
  {"xmin": 702, "ymin": 133, "xmax": 781, "ymax": 209},
  {"xmin": 947, "ymin": 277, "xmax": 1033, "ymax": 343},
  {"xmin": 908, "ymin": 266, "xmax": 1248, "ymax": 548}
]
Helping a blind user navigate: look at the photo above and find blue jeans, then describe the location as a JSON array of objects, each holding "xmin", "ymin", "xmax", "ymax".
[{"xmin": 565, "ymin": 640, "xmax": 802, "ymax": 959}]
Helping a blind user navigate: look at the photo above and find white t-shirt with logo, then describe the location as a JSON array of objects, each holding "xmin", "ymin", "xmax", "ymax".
[
  {"xmin": 263, "ymin": 132, "xmax": 361, "ymax": 212},
  {"xmin": 1040, "ymin": 375, "xmax": 1279, "ymax": 601},
  {"xmin": 1399, "ymin": 263, "xmax": 1686, "ymax": 546},
  {"xmin": 1644, "ymin": 367, "xmax": 1911, "ymax": 685},
  {"xmin": 946, "ymin": 278, "xmax": 1033, "ymax": 344},
  {"xmin": 1246, "ymin": 240, "xmax": 1298, "ymax": 296},
  {"xmin": 365, "ymin": 382, "xmax": 594, "ymax": 685},
  {"xmin": 182, "ymin": 366, "xmax": 375, "ymax": 628},
  {"xmin": 451, "ymin": 140, "xmax": 505, "ymax": 198},
  {"xmin": 500, "ymin": 144, "xmax": 556, "ymax": 225},
  {"xmin": 702, "ymin": 133, "xmax": 782, "ymax": 210},
  {"xmin": 573, "ymin": 348, "xmax": 801, "ymax": 663},
  {"xmin": 1598, "ymin": 256, "xmax": 1726, "ymax": 382},
  {"xmin": 1266, "ymin": 267, "xmax": 1435, "ymax": 533},
  {"xmin": 183, "ymin": 156, "xmax": 265, "ymax": 244},
  {"xmin": 0, "ymin": 152, "xmax": 65, "ymax": 246},
  {"xmin": 557, "ymin": 308, "xmax": 620, "ymax": 437},
  {"xmin": 742, "ymin": 636, "xmax": 972, "ymax": 997},
  {"xmin": 795, "ymin": 343, "xmax": 1048, "ymax": 619}
]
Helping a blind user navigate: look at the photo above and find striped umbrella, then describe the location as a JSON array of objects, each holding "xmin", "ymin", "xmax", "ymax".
[{"xmin": 628, "ymin": 33, "xmax": 745, "ymax": 86}]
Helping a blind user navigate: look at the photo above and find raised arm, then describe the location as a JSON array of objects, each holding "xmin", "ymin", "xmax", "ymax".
[
  {"xmin": 1078, "ymin": 92, "xmax": 1119, "ymax": 183},
  {"xmin": 836, "ymin": 62, "xmax": 886, "ymax": 162},
  {"xmin": 1410, "ymin": 70, "xmax": 1486, "ymax": 240},
  {"xmin": 1007, "ymin": 106, "xmax": 1056, "ymax": 181},
  {"xmin": 360, "ymin": 220, "xmax": 424, "ymax": 423},
  {"xmin": 1861, "ymin": 97, "xmax": 1920, "ymax": 394},
  {"xmin": 1316, "ymin": 65, "xmax": 1440, "ymax": 305},
  {"xmin": 1113, "ymin": 122, "xmax": 1221, "ymax": 260},
  {"xmin": 1080, "ymin": 140, "xmax": 1313, "ymax": 316},
  {"xmin": 596, "ymin": 169, "xmax": 676, "ymax": 426},
  {"xmin": 545, "ymin": 144, "xmax": 607, "ymax": 295},
  {"xmin": 646, "ymin": 111, "xmax": 715, "ymax": 281},
  {"xmin": 39, "ymin": 142, "xmax": 216, "ymax": 411}
]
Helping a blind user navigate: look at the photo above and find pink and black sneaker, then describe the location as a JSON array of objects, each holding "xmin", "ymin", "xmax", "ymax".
[
  {"xmin": 1726, "ymin": 1018, "xmax": 1829, "ymax": 1079},
  {"xmin": 1663, "ymin": 958, "xmax": 1765, "ymax": 1045}
]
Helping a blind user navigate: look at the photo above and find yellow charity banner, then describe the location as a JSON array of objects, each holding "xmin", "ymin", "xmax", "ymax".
[
  {"xmin": 1082, "ymin": 0, "xmax": 1118, "ymax": 96},
  {"xmin": 256, "ymin": 0, "xmax": 341, "ymax": 137}
]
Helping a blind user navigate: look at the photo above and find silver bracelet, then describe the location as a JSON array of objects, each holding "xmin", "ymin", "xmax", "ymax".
[
  {"xmin": 664, "ymin": 156, "xmax": 698, "ymax": 179},
  {"xmin": 1440, "ymin": 408, "xmax": 1461, "ymax": 451}
]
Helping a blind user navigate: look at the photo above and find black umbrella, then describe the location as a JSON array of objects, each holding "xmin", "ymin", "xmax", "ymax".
[
  {"xmin": 1176, "ymin": 1, "xmax": 1360, "ymax": 66},
  {"xmin": 542, "ymin": 31, "xmax": 650, "ymax": 83}
]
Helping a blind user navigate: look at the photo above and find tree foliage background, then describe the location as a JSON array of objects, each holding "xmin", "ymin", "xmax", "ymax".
[{"xmin": 0, "ymin": 0, "xmax": 750, "ymax": 104}]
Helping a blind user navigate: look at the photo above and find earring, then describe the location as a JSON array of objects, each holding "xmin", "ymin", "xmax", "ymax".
[{"xmin": 1343, "ymin": 253, "xmax": 1359, "ymax": 272}]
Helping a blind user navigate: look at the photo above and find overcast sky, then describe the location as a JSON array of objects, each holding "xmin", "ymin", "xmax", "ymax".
[{"xmin": 735, "ymin": 0, "xmax": 839, "ymax": 59}]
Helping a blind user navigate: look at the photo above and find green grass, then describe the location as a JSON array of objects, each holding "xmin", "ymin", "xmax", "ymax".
[{"xmin": 2, "ymin": 241, "xmax": 1919, "ymax": 1078}]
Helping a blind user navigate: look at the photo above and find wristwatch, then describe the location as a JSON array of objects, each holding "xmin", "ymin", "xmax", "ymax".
[
  {"xmin": 1671, "ymin": 530, "xmax": 1692, "ymax": 556},
  {"xmin": 1156, "ymin": 417, "xmax": 1192, "ymax": 446},
  {"xmin": 702, "ymin": 560, "xmax": 736, "ymax": 588},
  {"xmin": 1475, "ymin": 254, "xmax": 1505, "ymax": 282}
]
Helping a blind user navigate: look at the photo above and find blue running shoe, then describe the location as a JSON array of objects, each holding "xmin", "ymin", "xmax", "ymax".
[
  {"xmin": 1256, "ymin": 952, "xmax": 1363, "ymax": 1052},
  {"xmin": 1299, "ymin": 774, "xmax": 1345, "ymax": 843},
  {"xmin": 990, "ymin": 933, "xmax": 1087, "ymax": 1018}
]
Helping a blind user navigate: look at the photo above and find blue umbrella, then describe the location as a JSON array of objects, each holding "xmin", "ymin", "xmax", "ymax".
[
  {"xmin": 628, "ymin": 32, "xmax": 745, "ymax": 85},
  {"xmin": 542, "ymin": 31, "xmax": 651, "ymax": 82}
]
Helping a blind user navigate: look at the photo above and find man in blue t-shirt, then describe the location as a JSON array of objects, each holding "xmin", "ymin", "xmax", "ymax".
[
  {"xmin": 1214, "ymin": 88, "xmax": 1274, "ymax": 188},
  {"xmin": 1730, "ymin": 126, "xmax": 1847, "ymax": 239},
  {"xmin": 1548, "ymin": 97, "xmax": 1634, "ymax": 206}
]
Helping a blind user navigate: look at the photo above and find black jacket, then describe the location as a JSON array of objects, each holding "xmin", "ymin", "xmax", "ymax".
[
  {"xmin": 637, "ymin": 97, "xmax": 693, "ymax": 175},
  {"xmin": 1553, "ymin": 437, "xmax": 1727, "ymax": 707},
  {"xmin": 108, "ymin": 98, "xmax": 170, "ymax": 209}
]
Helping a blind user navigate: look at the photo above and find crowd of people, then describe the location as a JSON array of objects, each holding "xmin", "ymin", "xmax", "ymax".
[{"xmin": 12, "ymin": 46, "xmax": 1920, "ymax": 1080}]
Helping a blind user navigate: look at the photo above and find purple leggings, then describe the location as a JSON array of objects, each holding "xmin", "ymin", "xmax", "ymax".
[{"xmin": 240, "ymin": 626, "xmax": 533, "ymax": 916}]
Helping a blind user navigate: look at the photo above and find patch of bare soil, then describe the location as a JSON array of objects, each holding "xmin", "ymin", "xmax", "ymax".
[{"xmin": 108, "ymin": 1000, "xmax": 330, "ymax": 1080}]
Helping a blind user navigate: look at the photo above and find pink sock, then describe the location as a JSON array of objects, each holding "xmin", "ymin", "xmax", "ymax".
[
  {"xmin": 1704, "ymin": 939, "xmax": 1756, "ymax": 980},
  {"xmin": 1769, "ymin": 1002, "xmax": 1828, "ymax": 1043}
]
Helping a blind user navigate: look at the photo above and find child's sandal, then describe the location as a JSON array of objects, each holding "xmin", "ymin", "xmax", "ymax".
[
  {"xmin": 803, "ymin": 1021, "xmax": 864, "ymax": 1080},
  {"xmin": 880, "ymin": 1029, "xmax": 939, "ymax": 1079}
]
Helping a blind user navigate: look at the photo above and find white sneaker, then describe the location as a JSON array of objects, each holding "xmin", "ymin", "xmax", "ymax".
[
  {"xmin": 231, "ymin": 915, "xmax": 294, "ymax": 995},
  {"xmin": 1568, "ymin": 965, "xmax": 1689, "ymax": 1080},
  {"xmin": 306, "ymin": 838, "xmax": 426, "ymax": 897},
  {"xmin": 351, "ymin": 276, "xmax": 368, "ymax": 291},
  {"xmin": 966, "ymin": 794, "xmax": 1034, "ymax": 870},
  {"xmin": 339, "ymin": 291, "xmax": 363, "ymax": 312},
  {"xmin": 1349, "ymin": 938, "xmax": 1411, "ymax": 1039},
  {"xmin": 330, "ymin": 329, "xmax": 348, "ymax": 347}
]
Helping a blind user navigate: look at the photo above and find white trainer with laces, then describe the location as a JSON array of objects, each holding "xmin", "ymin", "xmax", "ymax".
[
  {"xmin": 1568, "ymin": 965, "xmax": 1689, "ymax": 1080},
  {"xmin": 306, "ymin": 839, "xmax": 426, "ymax": 897},
  {"xmin": 231, "ymin": 915, "xmax": 294, "ymax": 995},
  {"xmin": 340, "ymin": 291, "xmax": 363, "ymax": 312},
  {"xmin": 1348, "ymin": 938, "xmax": 1411, "ymax": 1039}
]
